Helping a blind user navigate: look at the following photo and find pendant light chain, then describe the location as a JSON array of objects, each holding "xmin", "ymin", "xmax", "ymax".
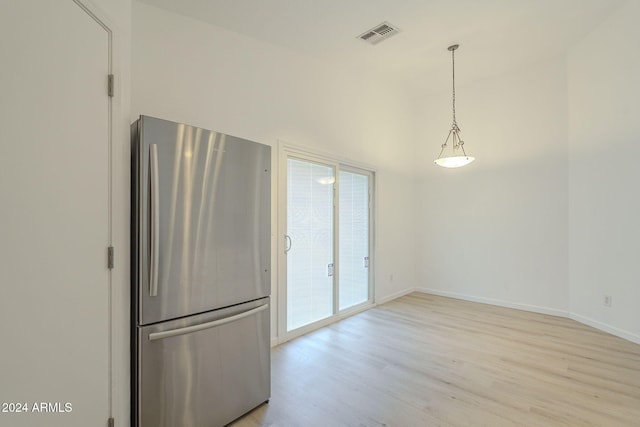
[
  {"xmin": 451, "ymin": 46, "xmax": 457, "ymax": 128},
  {"xmin": 451, "ymin": 46, "xmax": 466, "ymax": 155}
]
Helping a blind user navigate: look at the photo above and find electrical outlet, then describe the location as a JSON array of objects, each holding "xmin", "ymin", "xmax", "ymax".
[{"xmin": 603, "ymin": 295, "xmax": 612, "ymax": 307}]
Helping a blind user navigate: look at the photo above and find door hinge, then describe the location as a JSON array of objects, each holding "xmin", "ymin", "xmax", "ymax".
[
  {"xmin": 107, "ymin": 246, "xmax": 114, "ymax": 269},
  {"xmin": 108, "ymin": 417, "xmax": 114, "ymax": 427},
  {"xmin": 107, "ymin": 74, "xmax": 114, "ymax": 97}
]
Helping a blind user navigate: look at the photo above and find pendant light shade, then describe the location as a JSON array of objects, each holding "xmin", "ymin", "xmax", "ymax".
[{"xmin": 435, "ymin": 44, "xmax": 475, "ymax": 168}]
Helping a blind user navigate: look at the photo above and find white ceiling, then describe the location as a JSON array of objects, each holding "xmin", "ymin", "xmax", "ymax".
[{"xmin": 136, "ymin": 0, "xmax": 625, "ymax": 96}]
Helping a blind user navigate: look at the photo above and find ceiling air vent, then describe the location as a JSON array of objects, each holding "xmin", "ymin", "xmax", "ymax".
[{"xmin": 358, "ymin": 22, "xmax": 400, "ymax": 45}]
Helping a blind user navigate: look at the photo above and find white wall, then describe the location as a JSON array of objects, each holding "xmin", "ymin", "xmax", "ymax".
[
  {"xmin": 415, "ymin": 56, "xmax": 570, "ymax": 316},
  {"xmin": 131, "ymin": 2, "xmax": 417, "ymax": 341},
  {"xmin": 568, "ymin": 0, "xmax": 640, "ymax": 343}
]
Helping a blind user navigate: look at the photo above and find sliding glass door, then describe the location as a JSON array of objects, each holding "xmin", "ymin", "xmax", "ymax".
[
  {"xmin": 286, "ymin": 158, "xmax": 335, "ymax": 331},
  {"xmin": 338, "ymin": 169, "xmax": 370, "ymax": 310},
  {"xmin": 284, "ymin": 153, "xmax": 374, "ymax": 336}
]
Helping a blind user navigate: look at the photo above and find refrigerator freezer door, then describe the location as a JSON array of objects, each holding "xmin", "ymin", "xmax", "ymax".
[
  {"xmin": 132, "ymin": 116, "xmax": 271, "ymax": 325},
  {"xmin": 137, "ymin": 298, "xmax": 271, "ymax": 427}
]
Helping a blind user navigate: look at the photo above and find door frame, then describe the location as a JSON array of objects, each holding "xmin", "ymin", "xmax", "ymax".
[
  {"xmin": 277, "ymin": 142, "xmax": 376, "ymax": 344},
  {"xmin": 72, "ymin": 1, "xmax": 123, "ymax": 424}
]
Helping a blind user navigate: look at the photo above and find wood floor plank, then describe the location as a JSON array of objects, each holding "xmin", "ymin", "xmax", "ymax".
[{"xmin": 230, "ymin": 293, "xmax": 640, "ymax": 426}]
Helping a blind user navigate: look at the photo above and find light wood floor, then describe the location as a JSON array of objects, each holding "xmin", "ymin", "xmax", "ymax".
[{"xmin": 231, "ymin": 293, "xmax": 640, "ymax": 426}]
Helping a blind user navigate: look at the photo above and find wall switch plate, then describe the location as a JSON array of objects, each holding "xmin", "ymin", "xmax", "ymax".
[{"xmin": 603, "ymin": 295, "xmax": 612, "ymax": 307}]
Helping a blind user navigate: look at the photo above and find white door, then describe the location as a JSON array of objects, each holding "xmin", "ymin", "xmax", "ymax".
[{"xmin": 0, "ymin": 1, "xmax": 111, "ymax": 426}]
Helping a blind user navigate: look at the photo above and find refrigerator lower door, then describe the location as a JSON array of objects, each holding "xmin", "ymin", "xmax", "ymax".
[{"xmin": 137, "ymin": 298, "xmax": 270, "ymax": 427}]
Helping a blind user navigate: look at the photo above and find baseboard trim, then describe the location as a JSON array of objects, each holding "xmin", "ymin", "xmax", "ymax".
[
  {"xmin": 375, "ymin": 288, "xmax": 416, "ymax": 305},
  {"xmin": 413, "ymin": 287, "xmax": 640, "ymax": 345},
  {"xmin": 569, "ymin": 312, "xmax": 640, "ymax": 345},
  {"xmin": 415, "ymin": 287, "xmax": 569, "ymax": 317}
]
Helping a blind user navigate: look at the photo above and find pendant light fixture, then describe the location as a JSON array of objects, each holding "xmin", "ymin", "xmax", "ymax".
[{"xmin": 434, "ymin": 44, "xmax": 475, "ymax": 168}]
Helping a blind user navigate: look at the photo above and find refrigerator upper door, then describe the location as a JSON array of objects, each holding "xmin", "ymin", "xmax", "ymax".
[{"xmin": 133, "ymin": 116, "xmax": 271, "ymax": 325}]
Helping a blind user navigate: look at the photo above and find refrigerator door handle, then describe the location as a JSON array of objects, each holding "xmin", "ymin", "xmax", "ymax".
[
  {"xmin": 149, "ymin": 143, "xmax": 160, "ymax": 297},
  {"xmin": 148, "ymin": 303, "xmax": 269, "ymax": 341}
]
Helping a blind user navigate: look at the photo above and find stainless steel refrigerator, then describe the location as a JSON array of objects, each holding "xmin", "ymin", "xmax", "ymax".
[{"xmin": 131, "ymin": 115, "xmax": 271, "ymax": 427}]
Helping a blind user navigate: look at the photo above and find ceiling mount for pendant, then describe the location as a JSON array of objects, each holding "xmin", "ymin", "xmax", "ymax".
[{"xmin": 435, "ymin": 43, "xmax": 475, "ymax": 168}]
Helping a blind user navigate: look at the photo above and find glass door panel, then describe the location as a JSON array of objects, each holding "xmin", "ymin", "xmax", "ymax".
[
  {"xmin": 338, "ymin": 170, "xmax": 370, "ymax": 310},
  {"xmin": 286, "ymin": 158, "xmax": 335, "ymax": 331}
]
